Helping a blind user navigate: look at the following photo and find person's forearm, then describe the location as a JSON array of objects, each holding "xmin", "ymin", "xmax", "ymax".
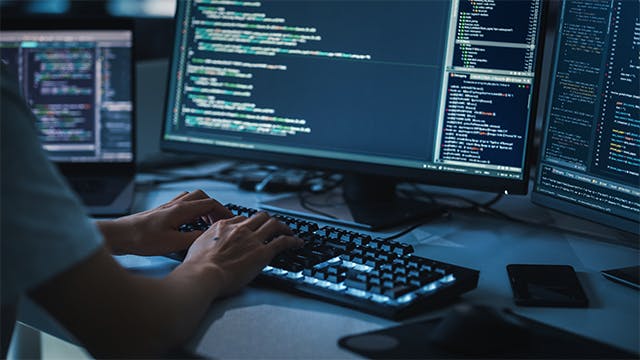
[
  {"xmin": 30, "ymin": 248, "xmax": 224, "ymax": 357},
  {"xmin": 95, "ymin": 219, "xmax": 131, "ymax": 255},
  {"xmin": 105, "ymin": 260, "xmax": 224, "ymax": 355},
  {"xmin": 158, "ymin": 261, "xmax": 225, "ymax": 343}
]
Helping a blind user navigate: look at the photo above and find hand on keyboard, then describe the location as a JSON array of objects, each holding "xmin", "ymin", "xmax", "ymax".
[
  {"xmin": 98, "ymin": 189, "xmax": 232, "ymax": 256},
  {"xmin": 184, "ymin": 212, "xmax": 303, "ymax": 297}
]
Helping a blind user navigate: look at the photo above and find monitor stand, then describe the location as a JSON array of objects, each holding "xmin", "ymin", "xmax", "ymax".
[{"xmin": 260, "ymin": 174, "xmax": 446, "ymax": 230}]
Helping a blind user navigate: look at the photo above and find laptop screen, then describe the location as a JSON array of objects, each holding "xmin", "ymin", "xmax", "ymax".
[{"xmin": 0, "ymin": 30, "xmax": 133, "ymax": 163}]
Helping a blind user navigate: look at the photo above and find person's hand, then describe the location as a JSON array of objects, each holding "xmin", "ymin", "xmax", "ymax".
[
  {"xmin": 98, "ymin": 190, "xmax": 233, "ymax": 256},
  {"xmin": 183, "ymin": 212, "xmax": 303, "ymax": 297}
]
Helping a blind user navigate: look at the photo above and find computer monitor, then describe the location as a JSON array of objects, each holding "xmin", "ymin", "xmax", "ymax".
[
  {"xmin": 532, "ymin": 0, "xmax": 639, "ymax": 235},
  {"xmin": 162, "ymin": 0, "xmax": 548, "ymax": 228},
  {"xmin": 0, "ymin": 19, "xmax": 136, "ymax": 215},
  {"xmin": 0, "ymin": 22, "xmax": 134, "ymax": 166}
]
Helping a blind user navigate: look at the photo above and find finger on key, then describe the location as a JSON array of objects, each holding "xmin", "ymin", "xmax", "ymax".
[
  {"xmin": 241, "ymin": 211, "xmax": 271, "ymax": 231},
  {"xmin": 254, "ymin": 218, "xmax": 293, "ymax": 242}
]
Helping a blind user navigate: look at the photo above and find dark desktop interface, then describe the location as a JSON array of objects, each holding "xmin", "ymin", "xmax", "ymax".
[
  {"xmin": 0, "ymin": 30, "xmax": 133, "ymax": 163},
  {"xmin": 164, "ymin": 0, "xmax": 544, "ymax": 181},
  {"xmin": 535, "ymin": 0, "xmax": 639, "ymax": 227}
]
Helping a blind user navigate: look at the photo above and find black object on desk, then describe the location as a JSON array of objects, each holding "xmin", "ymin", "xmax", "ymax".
[
  {"xmin": 338, "ymin": 304, "xmax": 637, "ymax": 359},
  {"xmin": 507, "ymin": 264, "xmax": 589, "ymax": 307}
]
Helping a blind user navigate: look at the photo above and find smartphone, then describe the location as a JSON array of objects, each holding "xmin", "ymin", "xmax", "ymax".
[{"xmin": 507, "ymin": 264, "xmax": 589, "ymax": 307}]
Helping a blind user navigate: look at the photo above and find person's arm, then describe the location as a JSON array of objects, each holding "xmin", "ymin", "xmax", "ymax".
[
  {"xmin": 96, "ymin": 190, "xmax": 233, "ymax": 256},
  {"xmin": 29, "ymin": 213, "xmax": 302, "ymax": 357}
]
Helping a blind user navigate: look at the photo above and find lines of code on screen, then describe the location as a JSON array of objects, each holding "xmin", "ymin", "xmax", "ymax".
[
  {"xmin": 537, "ymin": 0, "xmax": 639, "ymax": 221},
  {"xmin": 0, "ymin": 31, "xmax": 133, "ymax": 162},
  {"xmin": 166, "ymin": 0, "xmax": 543, "ymax": 179}
]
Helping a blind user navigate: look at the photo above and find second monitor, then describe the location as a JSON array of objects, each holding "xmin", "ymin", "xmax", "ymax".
[{"xmin": 161, "ymin": 0, "xmax": 547, "ymax": 228}]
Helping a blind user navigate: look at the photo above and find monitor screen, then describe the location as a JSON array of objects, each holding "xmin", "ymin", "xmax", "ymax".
[
  {"xmin": 162, "ymin": 0, "xmax": 546, "ymax": 194},
  {"xmin": 0, "ymin": 29, "xmax": 134, "ymax": 163},
  {"xmin": 533, "ymin": 0, "xmax": 639, "ymax": 233}
]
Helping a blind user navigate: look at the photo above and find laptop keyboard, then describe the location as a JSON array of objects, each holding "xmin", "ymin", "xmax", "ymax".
[{"xmin": 178, "ymin": 203, "xmax": 479, "ymax": 319}]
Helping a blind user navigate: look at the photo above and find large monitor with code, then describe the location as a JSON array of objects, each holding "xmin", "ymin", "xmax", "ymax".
[
  {"xmin": 162, "ymin": 0, "xmax": 547, "ymax": 228},
  {"xmin": 532, "ymin": 0, "xmax": 639, "ymax": 234}
]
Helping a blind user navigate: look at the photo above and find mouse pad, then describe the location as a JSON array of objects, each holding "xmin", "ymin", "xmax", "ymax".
[{"xmin": 338, "ymin": 310, "xmax": 636, "ymax": 359}]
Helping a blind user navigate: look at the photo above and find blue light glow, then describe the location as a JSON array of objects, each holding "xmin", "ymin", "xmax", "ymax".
[
  {"xmin": 371, "ymin": 294, "xmax": 392, "ymax": 303},
  {"xmin": 397, "ymin": 293, "xmax": 416, "ymax": 304},
  {"xmin": 287, "ymin": 271, "xmax": 304, "ymax": 279},
  {"xmin": 420, "ymin": 282, "xmax": 439, "ymax": 293},
  {"xmin": 343, "ymin": 261, "xmax": 357, "ymax": 269},
  {"xmin": 303, "ymin": 277, "xmax": 319, "ymax": 285},
  {"xmin": 354, "ymin": 264, "xmax": 373, "ymax": 272},
  {"xmin": 346, "ymin": 288, "xmax": 370, "ymax": 298},
  {"xmin": 442, "ymin": 274, "xmax": 456, "ymax": 283},
  {"xmin": 271, "ymin": 268, "xmax": 288, "ymax": 276},
  {"xmin": 328, "ymin": 283, "xmax": 347, "ymax": 291}
]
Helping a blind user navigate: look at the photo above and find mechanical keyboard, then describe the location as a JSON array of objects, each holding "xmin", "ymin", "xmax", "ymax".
[{"xmin": 178, "ymin": 203, "xmax": 480, "ymax": 319}]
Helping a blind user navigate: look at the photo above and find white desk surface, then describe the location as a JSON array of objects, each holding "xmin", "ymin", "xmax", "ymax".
[
  {"xmin": 117, "ymin": 176, "xmax": 640, "ymax": 358},
  {"xmin": 18, "ymin": 174, "xmax": 639, "ymax": 358}
]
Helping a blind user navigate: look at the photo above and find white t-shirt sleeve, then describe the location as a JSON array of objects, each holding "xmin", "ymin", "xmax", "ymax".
[{"xmin": 1, "ymin": 68, "xmax": 104, "ymax": 306}]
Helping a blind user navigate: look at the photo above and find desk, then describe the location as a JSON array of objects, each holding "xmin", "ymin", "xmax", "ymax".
[
  {"xmin": 126, "ymin": 176, "xmax": 640, "ymax": 358},
  {"xmin": 19, "ymin": 175, "xmax": 640, "ymax": 358}
]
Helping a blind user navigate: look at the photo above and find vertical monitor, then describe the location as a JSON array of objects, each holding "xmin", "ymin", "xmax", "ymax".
[{"xmin": 533, "ymin": 0, "xmax": 639, "ymax": 234}]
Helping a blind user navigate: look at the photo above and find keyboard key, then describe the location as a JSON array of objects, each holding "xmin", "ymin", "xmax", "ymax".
[
  {"xmin": 327, "ymin": 274, "xmax": 345, "ymax": 283},
  {"xmin": 352, "ymin": 235, "xmax": 371, "ymax": 246},
  {"xmin": 384, "ymin": 285, "xmax": 417, "ymax": 299},
  {"xmin": 382, "ymin": 280, "xmax": 395, "ymax": 288},
  {"xmin": 368, "ymin": 239, "xmax": 383, "ymax": 249},
  {"xmin": 381, "ymin": 272, "xmax": 394, "ymax": 280},
  {"xmin": 302, "ymin": 268, "xmax": 315, "ymax": 277},
  {"xmin": 346, "ymin": 270, "xmax": 368, "ymax": 282},
  {"xmin": 394, "ymin": 244, "xmax": 414, "ymax": 256},
  {"xmin": 325, "ymin": 239, "xmax": 355, "ymax": 252},
  {"xmin": 345, "ymin": 278, "xmax": 369, "ymax": 291},
  {"xmin": 380, "ymin": 242, "xmax": 393, "ymax": 252},
  {"xmin": 394, "ymin": 267, "xmax": 407, "ymax": 275},
  {"xmin": 365, "ymin": 258, "xmax": 382, "ymax": 267},
  {"xmin": 411, "ymin": 272, "xmax": 444, "ymax": 286}
]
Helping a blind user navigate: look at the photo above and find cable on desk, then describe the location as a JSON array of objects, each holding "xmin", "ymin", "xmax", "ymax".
[
  {"xmin": 382, "ymin": 211, "xmax": 452, "ymax": 241},
  {"xmin": 401, "ymin": 184, "xmax": 630, "ymax": 244},
  {"xmin": 296, "ymin": 173, "xmax": 343, "ymax": 219}
]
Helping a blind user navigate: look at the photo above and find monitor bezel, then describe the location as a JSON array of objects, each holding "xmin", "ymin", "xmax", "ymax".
[
  {"xmin": 161, "ymin": 0, "xmax": 549, "ymax": 195},
  {"xmin": 0, "ymin": 17, "xmax": 137, "ymax": 176},
  {"xmin": 531, "ymin": 1, "xmax": 640, "ymax": 235}
]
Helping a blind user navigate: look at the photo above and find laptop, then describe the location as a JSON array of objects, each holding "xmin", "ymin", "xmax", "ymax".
[{"xmin": 0, "ymin": 19, "xmax": 135, "ymax": 216}]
